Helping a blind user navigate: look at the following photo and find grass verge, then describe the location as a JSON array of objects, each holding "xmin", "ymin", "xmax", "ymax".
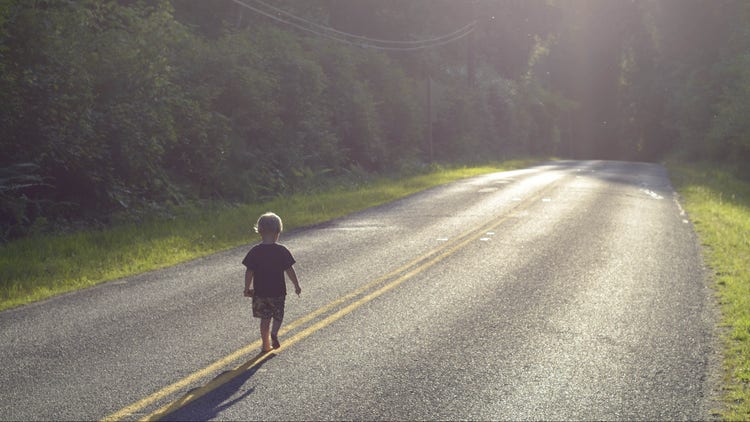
[
  {"xmin": 667, "ymin": 161, "xmax": 750, "ymax": 419},
  {"xmin": 0, "ymin": 159, "xmax": 538, "ymax": 312}
]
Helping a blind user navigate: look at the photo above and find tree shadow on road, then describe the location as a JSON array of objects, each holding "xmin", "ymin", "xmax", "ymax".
[{"xmin": 161, "ymin": 352, "xmax": 276, "ymax": 421}]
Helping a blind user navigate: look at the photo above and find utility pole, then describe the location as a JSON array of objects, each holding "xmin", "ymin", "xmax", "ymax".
[
  {"xmin": 235, "ymin": 2, "xmax": 244, "ymax": 28},
  {"xmin": 427, "ymin": 74, "xmax": 433, "ymax": 163},
  {"xmin": 467, "ymin": 1, "xmax": 476, "ymax": 88}
]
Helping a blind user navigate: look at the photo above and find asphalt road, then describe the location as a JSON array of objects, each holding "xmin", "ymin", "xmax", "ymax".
[{"xmin": 0, "ymin": 160, "xmax": 720, "ymax": 420}]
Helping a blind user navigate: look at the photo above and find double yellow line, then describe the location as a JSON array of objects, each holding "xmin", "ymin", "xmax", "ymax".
[{"xmin": 103, "ymin": 174, "xmax": 562, "ymax": 421}]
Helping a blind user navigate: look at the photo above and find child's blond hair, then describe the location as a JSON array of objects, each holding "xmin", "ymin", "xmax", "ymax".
[{"xmin": 254, "ymin": 212, "xmax": 283, "ymax": 234}]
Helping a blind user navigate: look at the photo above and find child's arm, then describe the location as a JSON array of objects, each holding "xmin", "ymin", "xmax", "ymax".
[
  {"xmin": 244, "ymin": 269, "xmax": 254, "ymax": 297},
  {"xmin": 285, "ymin": 266, "xmax": 301, "ymax": 296}
]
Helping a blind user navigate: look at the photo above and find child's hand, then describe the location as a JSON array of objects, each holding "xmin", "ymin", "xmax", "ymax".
[
  {"xmin": 244, "ymin": 288, "xmax": 254, "ymax": 297},
  {"xmin": 295, "ymin": 285, "xmax": 302, "ymax": 296}
]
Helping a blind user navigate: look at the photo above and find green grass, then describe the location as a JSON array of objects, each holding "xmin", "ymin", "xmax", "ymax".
[
  {"xmin": 667, "ymin": 161, "xmax": 750, "ymax": 420},
  {"xmin": 0, "ymin": 159, "xmax": 538, "ymax": 312}
]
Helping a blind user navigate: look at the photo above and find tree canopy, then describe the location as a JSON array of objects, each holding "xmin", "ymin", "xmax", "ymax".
[{"xmin": 2, "ymin": 0, "xmax": 749, "ymax": 239}]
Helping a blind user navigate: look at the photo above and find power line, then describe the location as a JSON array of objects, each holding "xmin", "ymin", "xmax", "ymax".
[
  {"xmin": 250, "ymin": 0, "xmax": 476, "ymax": 46},
  {"xmin": 232, "ymin": 0, "xmax": 475, "ymax": 50},
  {"xmin": 230, "ymin": 0, "xmax": 476, "ymax": 51}
]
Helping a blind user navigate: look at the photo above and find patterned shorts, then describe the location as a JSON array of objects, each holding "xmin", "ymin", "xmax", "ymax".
[{"xmin": 252, "ymin": 296, "xmax": 286, "ymax": 321}]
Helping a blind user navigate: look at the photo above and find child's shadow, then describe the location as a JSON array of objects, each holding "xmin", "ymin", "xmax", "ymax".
[{"xmin": 162, "ymin": 352, "xmax": 275, "ymax": 421}]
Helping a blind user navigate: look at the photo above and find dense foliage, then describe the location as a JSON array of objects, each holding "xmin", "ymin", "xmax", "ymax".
[{"xmin": 1, "ymin": 0, "xmax": 749, "ymax": 240}]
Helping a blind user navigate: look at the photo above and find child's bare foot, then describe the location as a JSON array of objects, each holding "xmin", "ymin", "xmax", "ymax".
[{"xmin": 271, "ymin": 334, "xmax": 280, "ymax": 349}]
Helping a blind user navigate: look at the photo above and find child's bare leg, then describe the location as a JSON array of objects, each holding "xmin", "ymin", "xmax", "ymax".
[
  {"xmin": 271, "ymin": 318, "xmax": 282, "ymax": 336},
  {"xmin": 260, "ymin": 318, "xmax": 272, "ymax": 351},
  {"xmin": 271, "ymin": 318, "xmax": 282, "ymax": 348}
]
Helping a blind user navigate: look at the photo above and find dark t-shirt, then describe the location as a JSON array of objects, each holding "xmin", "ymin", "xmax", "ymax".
[{"xmin": 242, "ymin": 243, "xmax": 296, "ymax": 297}]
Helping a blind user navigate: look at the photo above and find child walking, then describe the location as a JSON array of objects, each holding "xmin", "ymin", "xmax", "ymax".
[{"xmin": 242, "ymin": 212, "xmax": 301, "ymax": 353}]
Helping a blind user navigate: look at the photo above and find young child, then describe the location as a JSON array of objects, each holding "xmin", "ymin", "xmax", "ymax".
[{"xmin": 242, "ymin": 212, "xmax": 301, "ymax": 353}]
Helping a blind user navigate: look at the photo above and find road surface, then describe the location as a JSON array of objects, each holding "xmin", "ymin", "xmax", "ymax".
[{"xmin": 0, "ymin": 160, "xmax": 719, "ymax": 420}]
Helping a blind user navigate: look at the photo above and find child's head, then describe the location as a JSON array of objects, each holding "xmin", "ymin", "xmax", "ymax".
[{"xmin": 254, "ymin": 212, "xmax": 283, "ymax": 236}]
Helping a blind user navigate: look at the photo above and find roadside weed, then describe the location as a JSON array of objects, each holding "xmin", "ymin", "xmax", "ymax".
[{"xmin": 668, "ymin": 162, "xmax": 750, "ymax": 419}]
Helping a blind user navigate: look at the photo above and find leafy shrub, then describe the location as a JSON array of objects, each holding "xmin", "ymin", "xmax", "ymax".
[{"xmin": 0, "ymin": 163, "xmax": 49, "ymax": 240}]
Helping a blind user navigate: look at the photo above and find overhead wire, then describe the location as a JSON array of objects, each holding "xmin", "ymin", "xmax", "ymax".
[
  {"xmin": 230, "ymin": 0, "xmax": 476, "ymax": 51},
  {"xmin": 250, "ymin": 0, "xmax": 476, "ymax": 46}
]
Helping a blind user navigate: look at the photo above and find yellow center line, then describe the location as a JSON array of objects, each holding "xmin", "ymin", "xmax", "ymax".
[
  {"xmin": 143, "ymin": 209, "xmax": 522, "ymax": 421},
  {"xmin": 102, "ymin": 252, "xmax": 441, "ymax": 422},
  {"xmin": 103, "ymin": 174, "xmax": 564, "ymax": 422}
]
